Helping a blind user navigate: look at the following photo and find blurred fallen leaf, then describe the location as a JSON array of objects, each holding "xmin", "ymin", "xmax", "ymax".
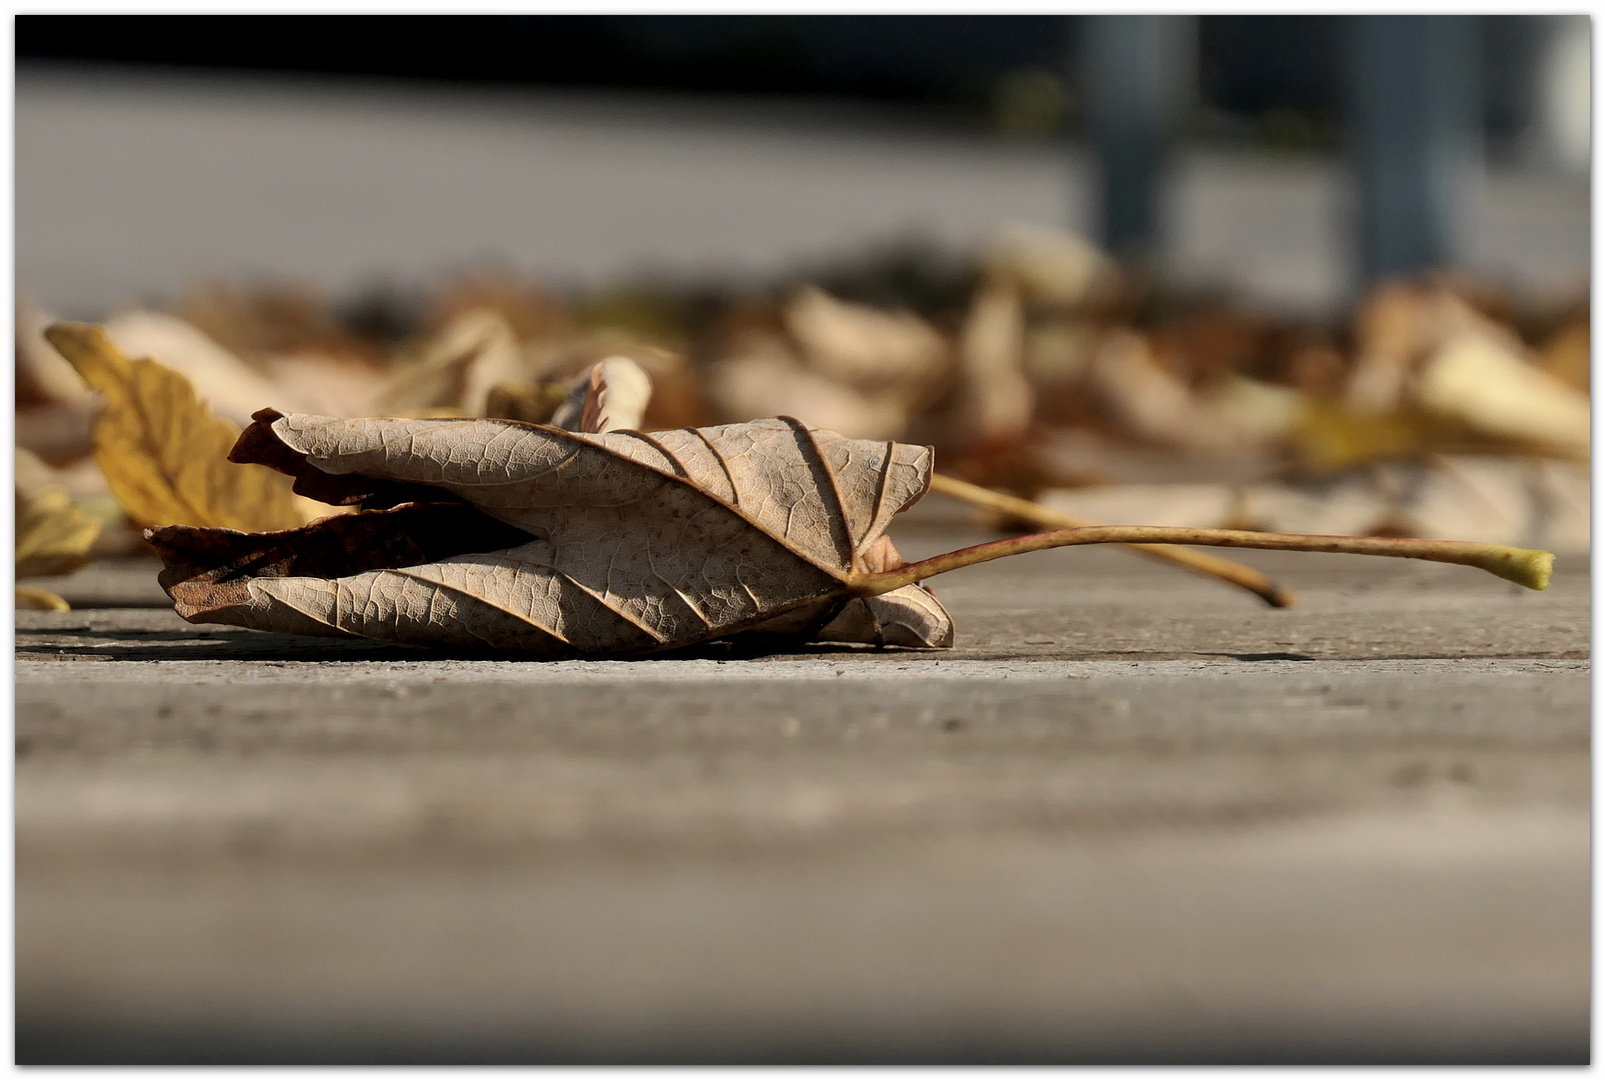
[
  {"xmin": 17, "ymin": 294, "xmax": 98, "ymax": 410},
  {"xmin": 377, "ymin": 308, "xmax": 527, "ymax": 418},
  {"xmin": 1529, "ymin": 457, "xmax": 1590, "ymax": 554},
  {"xmin": 549, "ymin": 356, "xmax": 653, "ymax": 434},
  {"xmin": 983, "ymin": 224, "xmax": 1119, "ymax": 310},
  {"xmin": 783, "ymin": 285, "xmax": 950, "ymax": 402},
  {"xmin": 17, "ymin": 295, "xmax": 100, "ymax": 465},
  {"xmin": 1239, "ymin": 474, "xmax": 1393, "ymax": 538},
  {"xmin": 1416, "ymin": 331, "xmax": 1590, "ymax": 454},
  {"xmin": 1038, "ymin": 482, "xmax": 1239, "ymax": 530},
  {"xmin": 1195, "ymin": 375, "xmax": 1305, "ymax": 446},
  {"xmin": 1287, "ymin": 400, "xmax": 1433, "ymax": 474},
  {"xmin": 952, "ymin": 278, "xmax": 1034, "ymax": 450},
  {"xmin": 43, "ymin": 322, "xmax": 312, "ymax": 532},
  {"xmin": 15, "ymin": 445, "xmax": 105, "ymax": 614},
  {"xmin": 16, "ymin": 585, "xmax": 71, "ymax": 612},
  {"xmin": 1086, "ymin": 329, "xmax": 1245, "ymax": 452},
  {"xmin": 1022, "ymin": 320, "xmax": 1099, "ymax": 389},
  {"xmin": 16, "ymin": 487, "xmax": 101, "ymax": 579},
  {"xmin": 1345, "ymin": 281, "xmax": 1436, "ymax": 415},
  {"xmin": 484, "ymin": 379, "xmax": 571, "ymax": 426},
  {"xmin": 104, "ymin": 310, "xmax": 289, "ymax": 429},
  {"xmin": 1535, "ymin": 320, "xmax": 1589, "ymax": 395},
  {"xmin": 1392, "ymin": 455, "xmax": 1532, "ymax": 548},
  {"xmin": 709, "ymin": 345, "xmax": 911, "ymax": 440}
]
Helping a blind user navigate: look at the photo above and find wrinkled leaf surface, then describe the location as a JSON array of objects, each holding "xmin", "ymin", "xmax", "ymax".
[{"xmin": 151, "ymin": 412, "xmax": 953, "ymax": 657}]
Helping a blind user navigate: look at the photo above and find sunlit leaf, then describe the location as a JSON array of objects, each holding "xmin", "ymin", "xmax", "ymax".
[
  {"xmin": 43, "ymin": 322, "xmax": 309, "ymax": 533},
  {"xmin": 16, "ymin": 488, "xmax": 101, "ymax": 579}
]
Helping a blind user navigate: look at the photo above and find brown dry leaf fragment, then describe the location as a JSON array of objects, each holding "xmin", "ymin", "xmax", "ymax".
[
  {"xmin": 782, "ymin": 286, "xmax": 950, "ymax": 401},
  {"xmin": 376, "ymin": 309, "xmax": 527, "ymax": 417},
  {"xmin": 710, "ymin": 346, "xmax": 913, "ymax": 441},
  {"xmin": 983, "ymin": 224, "xmax": 1120, "ymax": 310},
  {"xmin": 152, "ymin": 412, "xmax": 953, "ymax": 657},
  {"xmin": 103, "ymin": 310, "xmax": 287, "ymax": 429},
  {"xmin": 16, "ymin": 488, "xmax": 101, "ymax": 579},
  {"xmin": 1535, "ymin": 320, "xmax": 1589, "ymax": 394},
  {"xmin": 42, "ymin": 322, "xmax": 310, "ymax": 533},
  {"xmin": 952, "ymin": 278, "xmax": 1034, "ymax": 450},
  {"xmin": 17, "ymin": 294, "xmax": 99, "ymax": 411},
  {"xmin": 17, "ymin": 296, "xmax": 99, "ymax": 464},
  {"xmin": 550, "ymin": 357, "xmax": 653, "ymax": 434}
]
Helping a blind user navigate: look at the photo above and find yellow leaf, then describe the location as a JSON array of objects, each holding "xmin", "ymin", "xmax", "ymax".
[
  {"xmin": 1289, "ymin": 401, "xmax": 1431, "ymax": 474},
  {"xmin": 16, "ymin": 585, "xmax": 71, "ymax": 611},
  {"xmin": 16, "ymin": 488, "xmax": 102, "ymax": 578},
  {"xmin": 42, "ymin": 322, "xmax": 307, "ymax": 532}
]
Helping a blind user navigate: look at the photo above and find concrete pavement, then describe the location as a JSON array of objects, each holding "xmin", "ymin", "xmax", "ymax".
[{"xmin": 14, "ymin": 520, "xmax": 1590, "ymax": 1063}]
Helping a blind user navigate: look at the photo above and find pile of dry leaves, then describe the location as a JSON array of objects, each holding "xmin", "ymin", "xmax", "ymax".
[{"xmin": 15, "ymin": 223, "xmax": 1588, "ymax": 613}]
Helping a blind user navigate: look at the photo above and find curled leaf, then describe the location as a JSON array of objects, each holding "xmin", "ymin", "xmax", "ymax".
[
  {"xmin": 550, "ymin": 357, "xmax": 653, "ymax": 434},
  {"xmin": 42, "ymin": 322, "xmax": 311, "ymax": 532},
  {"xmin": 150, "ymin": 412, "xmax": 954, "ymax": 657},
  {"xmin": 147, "ymin": 409, "xmax": 1554, "ymax": 657}
]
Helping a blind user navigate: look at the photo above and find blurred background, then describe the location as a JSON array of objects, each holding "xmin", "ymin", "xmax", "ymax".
[
  {"xmin": 12, "ymin": 17, "xmax": 1593, "ymax": 1065},
  {"xmin": 16, "ymin": 14, "xmax": 1592, "ymax": 571}
]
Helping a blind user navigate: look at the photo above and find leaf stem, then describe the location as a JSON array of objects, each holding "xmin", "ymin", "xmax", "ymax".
[
  {"xmin": 850, "ymin": 525, "xmax": 1554, "ymax": 597},
  {"xmin": 928, "ymin": 473, "xmax": 1298, "ymax": 607}
]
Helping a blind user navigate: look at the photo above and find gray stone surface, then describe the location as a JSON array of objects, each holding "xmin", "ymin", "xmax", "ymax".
[{"xmin": 14, "ymin": 527, "xmax": 1590, "ymax": 1063}]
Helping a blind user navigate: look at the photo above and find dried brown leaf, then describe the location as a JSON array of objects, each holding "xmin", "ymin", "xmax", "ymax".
[
  {"xmin": 550, "ymin": 357, "xmax": 654, "ymax": 434},
  {"xmin": 376, "ymin": 309, "xmax": 527, "ymax": 417},
  {"xmin": 952, "ymin": 279, "xmax": 1033, "ymax": 449},
  {"xmin": 151, "ymin": 412, "xmax": 954, "ymax": 656},
  {"xmin": 147, "ymin": 408, "xmax": 1557, "ymax": 657},
  {"xmin": 42, "ymin": 322, "xmax": 310, "ymax": 533},
  {"xmin": 983, "ymin": 224, "xmax": 1119, "ymax": 310},
  {"xmin": 782, "ymin": 286, "xmax": 949, "ymax": 398}
]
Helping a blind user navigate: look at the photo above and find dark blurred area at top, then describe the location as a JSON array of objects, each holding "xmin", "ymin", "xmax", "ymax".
[{"xmin": 10, "ymin": 14, "xmax": 1557, "ymax": 158}]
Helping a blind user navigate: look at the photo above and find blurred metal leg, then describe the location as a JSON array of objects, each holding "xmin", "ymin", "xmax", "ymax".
[
  {"xmin": 1347, "ymin": 15, "xmax": 1480, "ymax": 284},
  {"xmin": 1082, "ymin": 15, "xmax": 1195, "ymax": 261}
]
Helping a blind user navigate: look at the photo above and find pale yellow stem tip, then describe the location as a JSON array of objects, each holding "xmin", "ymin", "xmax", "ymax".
[{"xmin": 1485, "ymin": 547, "xmax": 1554, "ymax": 591}]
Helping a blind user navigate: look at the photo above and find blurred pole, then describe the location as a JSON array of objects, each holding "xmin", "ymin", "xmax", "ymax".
[
  {"xmin": 1347, "ymin": 15, "xmax": 1480, "ymax": 285},
  {"xmin": 1082, "ymin": 15, "xmax": 1195, "ymax": 261},
  {"xmin": 1534, "ymin": 15, "xmax": 1591, "ymax": 173}
]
